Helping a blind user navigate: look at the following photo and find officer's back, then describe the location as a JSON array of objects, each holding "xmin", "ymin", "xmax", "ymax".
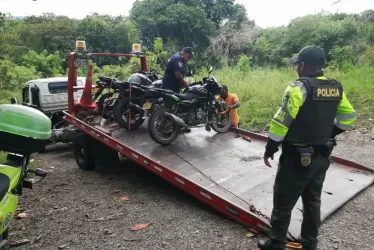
[{"xmin": 162, "ymin": 47, "xmax": 194, "ymax": 93}]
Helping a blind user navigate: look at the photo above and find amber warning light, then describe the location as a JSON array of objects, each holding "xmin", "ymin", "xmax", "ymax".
[
  {"xmin": 76, "ymin": 40, "xmax": 86, "ymax": 51},
  {"xmin": 132, "ymin": 44, "xmax": 141, "ymax": 53}
]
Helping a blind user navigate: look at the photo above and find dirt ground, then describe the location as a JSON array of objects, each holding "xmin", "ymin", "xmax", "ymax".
[{"xmin": 8, "ymin": 128, "xmax": 374, "ymax": 250}]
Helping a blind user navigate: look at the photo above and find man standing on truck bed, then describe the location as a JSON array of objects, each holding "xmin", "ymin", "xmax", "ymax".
[
  {"xmin": 258, "ymin": 45, "xmax": 356, "ymax": 250},
  {"xmin": 162, "ymin": 47, "xmax": 194, "ymax": 93}
]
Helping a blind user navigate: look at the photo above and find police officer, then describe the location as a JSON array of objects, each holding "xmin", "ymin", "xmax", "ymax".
[
  {"xmin": 258, "ymin": 45, "xmax": 356, "ymax": 250},
  {"xmin": 162, "ymin": 47, "xmax": 194, "ymax": 93}
]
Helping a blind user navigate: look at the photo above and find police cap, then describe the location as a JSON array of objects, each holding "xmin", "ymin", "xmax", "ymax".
[
  {"xmin": 183, "ymin": 47, "xmax": 195, "ymax": 58},
  {"xmin": 290, "ymin": 45, "xmax": 326, "ymax": 66}
]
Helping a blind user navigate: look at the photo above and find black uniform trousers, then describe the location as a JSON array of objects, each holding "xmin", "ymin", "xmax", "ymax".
[{"xmin": 268, "ymin": 144, "xmax": 331, "ymax": 250}]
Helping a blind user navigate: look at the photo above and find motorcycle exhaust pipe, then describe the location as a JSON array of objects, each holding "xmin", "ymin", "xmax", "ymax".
[
  {"xmin": 164, "ymin": 112, "xmax": 187, "ymax": 127},
  {"xmin": 128, "ymin": 102, "xmax": 145, "ymax": 117}
]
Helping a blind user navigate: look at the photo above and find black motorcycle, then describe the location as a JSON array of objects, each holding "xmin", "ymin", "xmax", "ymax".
[
  {"xmin": 147, "ymin": 67, "xmax": 232, "ymax": 145},
  {"xmin": 93, "ymin": 76, "xmax": 129, "ymax": 120},
  {"xmin": 127, "ymin": 69, "xmax": 163, "ymax": 88},
  {"xmin": 113, "ymin": 81, "xmax": 170, "ymax": 130}
]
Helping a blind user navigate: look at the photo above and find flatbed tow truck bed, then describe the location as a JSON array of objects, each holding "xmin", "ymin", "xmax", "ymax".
[{"xmin": 64, "ymin": 112, "xmax": 374, "ymax": 241}]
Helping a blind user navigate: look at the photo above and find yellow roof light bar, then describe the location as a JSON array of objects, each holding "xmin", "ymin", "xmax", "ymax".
[
  {"xmin": 76, "ymin": 40, "xmax": 86, "ymax": 50},
  {"xmin": 132, "ymin": 44, "xmax": 141, "ymax": 53}
]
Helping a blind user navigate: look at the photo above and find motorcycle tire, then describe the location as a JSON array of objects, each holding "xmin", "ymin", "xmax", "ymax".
[
  {"xmin": 114, "ymin": 97, "xmax": 144, "ymax": 131},
  {"xmin": 210, "ymin": 111, "xmax": 232, "ymax": 133},
  {"xmin": 148, "ymin": 108, "xmax": 180, "ymax": 145},
  {"xmin": 97, "ymin": 92, "xmax": 113, "ymax": 118},
  {"xmin": 73, "ymin": 133, "xmax": 95, "ymax": 171}
]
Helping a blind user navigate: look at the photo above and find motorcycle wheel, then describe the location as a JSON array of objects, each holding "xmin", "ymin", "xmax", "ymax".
[
  {"xmin": 210, "ymin": 111, "xmax": 232, "ymax": 133},
  {"xmin": 148, "ymin": 108, "xmax": 180, "ymax": 145},
  {"xmin": 97, "ymin": 92, "xmax": 113, "ymax": 119},
  {"xmin": 114, "ymin": 97, "xmax": 145, "ymax": 130}
]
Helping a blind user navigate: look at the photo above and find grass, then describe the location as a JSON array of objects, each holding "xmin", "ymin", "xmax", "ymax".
[
  {"xmin": 204, "ymin": 66, "xmax": 374, "ymax": 131},
  {"xmin": 1, "ymin": 66, "xmax": 373, "ymax": 132}
]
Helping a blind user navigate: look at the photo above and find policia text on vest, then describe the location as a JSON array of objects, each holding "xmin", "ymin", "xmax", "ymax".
[
  {"xmin": 258, "ymin": 45, "xmax": 356, "ymax": 250},
  {"xmin": 314, "ymin": 85, "xmax": 342, "ymax": 100}
]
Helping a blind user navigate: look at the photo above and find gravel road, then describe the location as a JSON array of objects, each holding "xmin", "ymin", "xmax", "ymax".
[{"xmin": 8, "ymin": 129, "xmax": 374, "ymax": 250}]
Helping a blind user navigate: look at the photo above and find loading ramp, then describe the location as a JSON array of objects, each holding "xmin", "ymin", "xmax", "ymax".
[{"xmin": 64, "ymin": 112, "xmax": 374, "ymax": 241}]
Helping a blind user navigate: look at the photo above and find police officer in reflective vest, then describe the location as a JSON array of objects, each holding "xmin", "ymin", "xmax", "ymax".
[{"xmin": 258, "ymin": 45, "xmax": 356, "ymax": 250}]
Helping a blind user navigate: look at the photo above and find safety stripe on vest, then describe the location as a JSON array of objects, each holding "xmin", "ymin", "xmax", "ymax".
[
  {"xmin": 334, "ymin": 119, "xmax": 350, "ymax": 130},
  {"xmin": 336, "ymin": 112, "xmax": 356, "ymax": 121},
  {"xmin": 269, "ymin": 132, "xmax": 285, "ymax": 142}
]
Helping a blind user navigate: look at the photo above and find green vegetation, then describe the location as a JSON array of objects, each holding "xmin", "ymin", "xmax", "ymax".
[
  {"xmin": 211, "ymin": 66, "xmax": 374, "ymax": 131},
  {"xmin": 0, "ymin": 1, "xmax": 373, "ymax": 130}
]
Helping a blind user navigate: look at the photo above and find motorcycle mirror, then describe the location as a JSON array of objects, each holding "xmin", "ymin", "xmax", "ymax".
[
  {"xmin": 209, "ymin": 66, "xmax": 213, "ymax": 73},
  {"xmin": 10, "ymin": 97, "xmax": 18, "ymax": 104}
]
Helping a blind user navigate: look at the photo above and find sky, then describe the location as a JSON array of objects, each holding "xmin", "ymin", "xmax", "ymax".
[{"xmin": 0, "ymin": 0, "xmax": 373, "ymax": 28}]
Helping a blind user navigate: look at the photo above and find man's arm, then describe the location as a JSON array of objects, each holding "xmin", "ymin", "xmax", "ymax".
[
  {"xmin": 264, "ymin": 81, "xmax": 307, "ymax": 167},
  {"xmin": 175, "ymin": 72, "xmax": 190, "ymax": 88},
  {"xmin": 331, "ymin": 91, "xmax": 356, "ymax": 138},
  {"xmin": 172, "ymin": 58, "xmax": 189, "ymax": 88},
  {"xmin": 228, "ymin": 94, "xmax": 240, "ymax": 110}
]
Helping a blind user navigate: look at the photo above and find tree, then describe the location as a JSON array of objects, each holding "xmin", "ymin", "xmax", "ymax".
[
  {"xmin": 130, "ymin": 0, "xmax": 215, "ymax": 50},
  {"xmin": 21, "ymin": 13, "xmax": 78, "ymax": 54},
  {"xmin": 205, "ymin": 22, "xmax": 259, "ymax": 65}
]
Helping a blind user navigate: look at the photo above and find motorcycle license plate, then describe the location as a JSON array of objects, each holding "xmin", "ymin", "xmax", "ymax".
[
  {"xmin": 142, "ymin": 102, "xmax": 153, "ymax": 110},
  {"xmin": 112, "ymin": 93, "xmax": 120, "ymax": 99}
]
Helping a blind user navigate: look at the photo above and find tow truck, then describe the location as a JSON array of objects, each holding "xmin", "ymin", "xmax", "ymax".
[{"xmin": 63, "ymin": 41, "xmax": 374, "ymax": 247}]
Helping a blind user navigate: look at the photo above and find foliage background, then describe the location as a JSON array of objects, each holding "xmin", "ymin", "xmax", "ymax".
[{"xmin": 0, "ymin": 1, "xmax": 373, "ymax": 130}]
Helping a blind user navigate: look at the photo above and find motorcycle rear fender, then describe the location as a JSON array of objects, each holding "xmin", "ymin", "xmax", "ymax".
[
  {"xmin": 0, "ymin": 192, "xmax": 18, "ymax": 235},
  {"xmin": 0, "ymin": 165, "xmax": 22, "ymax": 191}
]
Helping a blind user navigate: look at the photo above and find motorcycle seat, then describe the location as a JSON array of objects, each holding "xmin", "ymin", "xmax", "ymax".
[
  {"xmin": 0, "ymin": 172, "xmax": 10, "ymax": 202},
  {"xmin": 174, "ymin": 93, "xmax": 195, "ymax": 100}
]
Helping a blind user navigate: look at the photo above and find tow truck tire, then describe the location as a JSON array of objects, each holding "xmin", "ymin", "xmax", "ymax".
[
  {"xmin": 114, "ymin": 97, "xmax": 145, "ymax": 130},
  {"xmin": 73, "ymin": 133, "xmax": 95, "ymax": 171}
]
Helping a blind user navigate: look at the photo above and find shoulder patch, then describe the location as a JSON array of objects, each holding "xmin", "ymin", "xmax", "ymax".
[
  {"xmin": 178, "ymin": 62, "xmax": 183, "ymax": 68},
  {"xmin": 290, "ymin": 81, "xmax": 302, "ymax": 87}
]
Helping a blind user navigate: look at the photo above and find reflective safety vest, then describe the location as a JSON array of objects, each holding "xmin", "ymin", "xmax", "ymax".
[{"xmin": 284, "ymin": 77, "xmax": 343, "ymax": 145}]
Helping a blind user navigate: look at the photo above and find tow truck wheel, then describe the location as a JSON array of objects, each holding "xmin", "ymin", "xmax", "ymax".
[{"xmin": 73, "ymin": 133, "xmax": 95, "ymax": 170}]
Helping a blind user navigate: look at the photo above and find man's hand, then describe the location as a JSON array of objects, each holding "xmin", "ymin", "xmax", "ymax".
[
  {"xmin": 227, "ymin": 106, "xmax": 232, "ymax": 111},
  {"xmin": 184, "ymin": 81, "xmax": 190, "ymax": 88},
  {"xmin": 264, "ymin": 155, "xmax": 274, "ymax": 168}
]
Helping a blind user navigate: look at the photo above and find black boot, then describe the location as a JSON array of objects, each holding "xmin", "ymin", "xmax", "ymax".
[
  {"xmin": 205, "ymin": 123, "xmax": 211, "ymax": 132},
  {"xmin": 257, "ymin": 238, "xmax": 284, "ymax": 250}
]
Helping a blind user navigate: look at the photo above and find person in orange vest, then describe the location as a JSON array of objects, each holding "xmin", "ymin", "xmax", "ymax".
[{"xmin": 216, "ymin": 85, "xmax": 241, "ymax": 129}]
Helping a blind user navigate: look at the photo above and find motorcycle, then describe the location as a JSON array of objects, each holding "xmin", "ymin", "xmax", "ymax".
[
  {"xmin": 127, "ymin": 69, "xmax": 163, "ymax": 88},
  {"xmin": 147, "ymin": 67, "xmax": 232, "ymax": 145},
  {"xmin": 93, "ymin": 76, "xmax": 130, "ymax": 120},
  {"xmin": 113, "ymin": 80, "xmax": 170, "ymax": 130},
  {"xmin": 0, "ymin": 103, "xmax": 50, "ymax": 249}
]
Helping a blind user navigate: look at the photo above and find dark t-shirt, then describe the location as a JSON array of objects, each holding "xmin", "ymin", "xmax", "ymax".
[{"xmin": 162, "ymin": 53, "xmax": 186, "ymax": 93}]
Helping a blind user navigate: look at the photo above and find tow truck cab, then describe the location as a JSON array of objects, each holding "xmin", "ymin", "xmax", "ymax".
[{"xmin": 22, "ymin": 77, "xmax": 86, "ymax": 115}]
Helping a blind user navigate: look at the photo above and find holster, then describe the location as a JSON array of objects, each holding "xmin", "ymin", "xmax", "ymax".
[
  {"xmin": 295, "ymin": 146, "xmax": 314, "ymax": 167},
  {"xmin": 320, "ymin": 139, "xmax": 336, "ymax": 156}
]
